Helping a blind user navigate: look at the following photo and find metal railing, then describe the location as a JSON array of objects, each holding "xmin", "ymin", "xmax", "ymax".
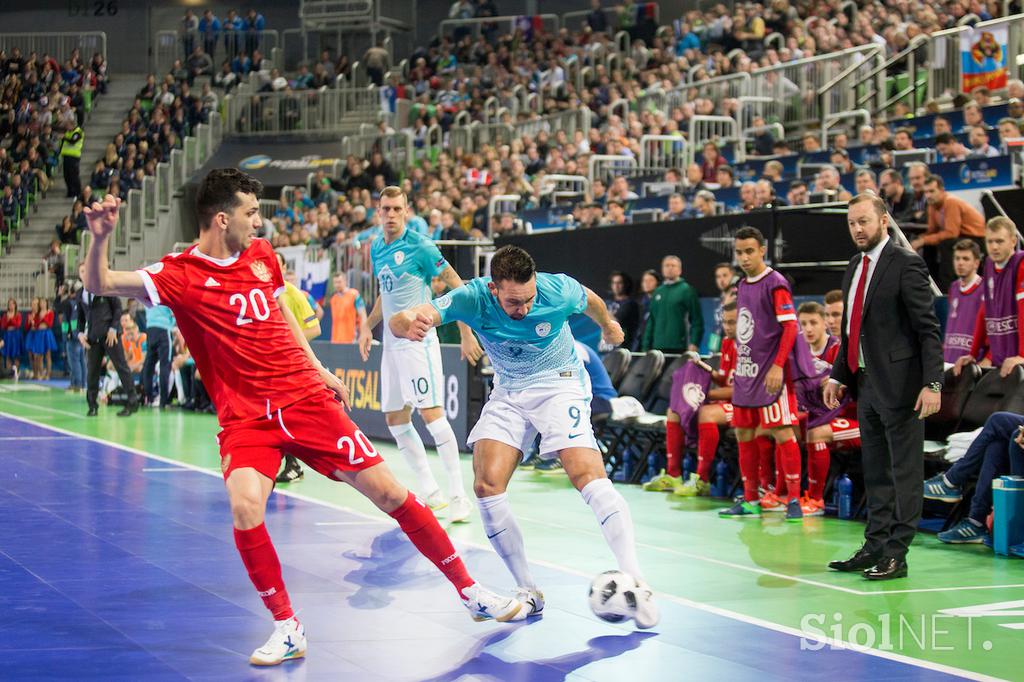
[
  {"xmin": 340, "ymin": 131, "xmax": 414, "ymax": 169},
  {"xmin": 438, "ymin": 14, "xmax": 560, "ymax": 40},
  {"xmin": 0, "ymin": 260, "xmax": 52, "ymax": 306},
  {"xmin": 845, "ymin": 34, "xmax": 929, "ymax": 119},
  {"xmin": 750, "ymin": 44, "xmax": 884, "ymax": 132},
  {"xmin": 639, "ymin": 135, "xmax": 688, "ymax": 170},
  {"xmin": 0, "ymin": 32, "xmax": 106, "ymax": 63},
  {"xmin": 224, "ymin": 86, "xmax": 380, "ymax": 136},
  {"xmin": 588, "ymin": 155, "xmax": 637, "ymax": 186},
  {"xmin": 688, "ymin": 116, "xmax": 742, "ymax": 165},
  {"xmin": 300, "ymin": 0, "xmax": 374, "ymax": 23},
  {"xmin": 154, "ymin": 29, "xmax": 279, "ymax": 76}
]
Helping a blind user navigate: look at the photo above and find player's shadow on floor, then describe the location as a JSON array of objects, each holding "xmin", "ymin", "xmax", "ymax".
[
  {"xmin": 342, "ymin": 528, "xmax": 438, "ymax": 610},
  {"xmin": 421, "ymin": 628, "xmax": 656, "ymax": 681}
]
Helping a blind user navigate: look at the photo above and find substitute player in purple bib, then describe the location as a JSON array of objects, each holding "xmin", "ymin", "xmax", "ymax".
[
  {"xmin": 720, "ymin": 226, "xmax": 806, "ymax": 521},
  {"xmin": 943, "ymin": 239, "xmax": 984, "ymax": 365},
  {"xmin": 389, "ymin": 245, "xmax": 659, "ymax": 629},
  {"xmin": 953, "ymin": 217, "xmax": 1024, "ymax": 378}
]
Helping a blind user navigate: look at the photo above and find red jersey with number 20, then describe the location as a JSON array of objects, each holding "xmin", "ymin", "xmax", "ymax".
[{"xmin": 136, "ymin": 238, "xmax": 322, "ymax": 427}]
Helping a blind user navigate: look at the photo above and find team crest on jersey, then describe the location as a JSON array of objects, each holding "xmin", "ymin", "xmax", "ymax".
[
  {"xmin": 737, "ymin": 308, "xmax": 755, "ymax": 344},
  {"xmin": 250, "ymin": 260, "xmax": 272, "ymax": 282},
  {"xmin": 144, "ymin": 262, "xmax": 164, "ymax": 274},
  {"xmin": 683, "ymin": 382, "xmax": 706, "ymax": 409},
  {"xmin": 535, "ymin": 322, "xmax": 551, "ymax": 337},
  {"xmin": 394, "ymin": 251, "xmax": 405, "ymax": 265},
  {"xmin": 435, "ymin": 293, "xmax": 452, "ymax": 310}
]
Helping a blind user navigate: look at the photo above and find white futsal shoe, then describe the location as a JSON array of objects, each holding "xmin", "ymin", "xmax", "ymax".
[
  {"xmin": 632, "ymin": 581, "xmax": 660, "ymax": 629},
  {"xmin": 462, "ymin": 583, "xmax": 527, "ymax": 622},
  {"xmin": 424, "ymin": 489, "xmax": 449, "ymax": 511},
  {"xmin": 514, "ymin": 586, "xmax": 545, "ymax": 617},
  {"xmin": 449, "ymin": 496, "xmax": 473, "ymax": 523},
  {"xmin": 249, "ymin": 616, "xmax": 306, "ymax": 666}
]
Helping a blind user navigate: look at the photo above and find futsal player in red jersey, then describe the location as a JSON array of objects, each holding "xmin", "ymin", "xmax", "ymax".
[{"xmin": 80, "ymin": 170, "xmax": 524, "ymax": 667}]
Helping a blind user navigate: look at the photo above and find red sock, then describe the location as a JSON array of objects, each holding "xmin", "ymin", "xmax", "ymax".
[
  {"xmin": 774, "ymin": 444, "xmax": 786, "ymax": 494},
  {"xmin": 778, "ymin": 438, "xmax": 803, "ymax": 502},
  {"xmin": 390, "ymin": 491, "xmax": 475, "ymax": 598},
  {"xmin": 234, "ymin": 524, "xmax": 294, "ymax": 621},
  {"xmin": 755, "ymin": 436, "xmax": 774, "ymax": 491},
  {"xmin": 696, "ymin": 422, "xmax": 719, "ymax": 481},
  {"xmin": 665, "ymin": 419, "xmax": 683, "ymax": 478},
  {"xmin": 808, "ymin": 441, "xmax": 830, "ymax": 500},
  {"xmin": 737, "ymin": 439, "xmax": 759, "ymax": 502}
]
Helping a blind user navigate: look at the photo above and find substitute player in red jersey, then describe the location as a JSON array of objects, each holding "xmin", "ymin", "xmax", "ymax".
[
  {"xmin": 720, "ymin": 226, "xmax": 804, "ymax": 521},
  {"xmin": 796, "ymin": 302, "xmax": 861, "ymax": 516},
  {"xmin": 79, "ymin": 170, "xmax": 524, "ymax": 668}
]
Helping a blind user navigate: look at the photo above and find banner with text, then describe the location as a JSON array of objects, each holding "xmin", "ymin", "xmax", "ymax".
[
  {"xmin": 311, "ymin": 341, "xmax": 472, "ymax": 450},
  {"xmin": 931, "ymin": 155, "xmax": 1015, "ymax": 192}
]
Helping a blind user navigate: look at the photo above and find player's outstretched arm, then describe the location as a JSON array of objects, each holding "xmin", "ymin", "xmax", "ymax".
[
  {"xmin": 389, "ymin": 304, "xmax": 441, "ymax": 342},
  {"xmin": 82, "ymin": 194, "xmax": 149, "ymax": 300},
  {"xmin": 280, "ymin": 300, "xmax": 350, "ymax": 409},
  {"xmin": 583, "ymin": 287, "xmax": 624, "ymax": 347},
  {"xmin": 437, "ymin": 264, "xmax": 483, "ymax": 365}
]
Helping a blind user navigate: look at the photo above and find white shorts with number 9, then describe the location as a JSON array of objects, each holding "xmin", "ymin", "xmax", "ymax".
[
  {"xmin": 468, "ymin": 373, "xmax": 598, "ymax": 460},
  {"xmin": 381, "ymin": 340, "xmax": 446, "ymax": 413}
]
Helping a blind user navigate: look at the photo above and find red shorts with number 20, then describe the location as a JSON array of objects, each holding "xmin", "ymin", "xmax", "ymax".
[
  {"xmin": 217, "ymin": 390, "xmax": 381, "ymax": 481},
  {"xmin": 733, "ymin": 387, "xmax": 799, "ymax": 430}
]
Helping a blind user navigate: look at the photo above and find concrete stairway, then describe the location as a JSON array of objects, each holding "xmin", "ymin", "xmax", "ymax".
[{"xmin": 5, "ymin": 74, "xmax": 146, "ymax": 262}]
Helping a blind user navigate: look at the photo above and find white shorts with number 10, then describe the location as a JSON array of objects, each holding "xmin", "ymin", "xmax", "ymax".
[
  {"xmin": 468, "ymin": 372, "xmax": 599, "ymax": 460},
  {"xmin": 381, "ymin": 340, "xmax": 446, "ymax": 412}
]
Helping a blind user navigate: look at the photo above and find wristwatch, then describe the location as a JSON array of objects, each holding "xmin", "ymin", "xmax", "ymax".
[{"xmin": 927, "ymin": 382, "xmax": 941, "ymax": 393}]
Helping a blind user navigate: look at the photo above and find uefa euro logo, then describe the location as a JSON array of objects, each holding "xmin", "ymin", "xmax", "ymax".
[
  {"xmin": 959, "ymin": 164, "xmax": 971, "ymax": 186},
  {"xmin": 239, "ymin": 155, "xmax": 272, "ymax": 170}
]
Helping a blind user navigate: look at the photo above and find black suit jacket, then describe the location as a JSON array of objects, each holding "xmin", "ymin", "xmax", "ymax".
[
  {"xmin": 77, "ymin": 291, "xmax": 122, "ymax": 344},
  {"xmin": 830, "ymin": 239, "xmax": 943, "ymax": 410}
]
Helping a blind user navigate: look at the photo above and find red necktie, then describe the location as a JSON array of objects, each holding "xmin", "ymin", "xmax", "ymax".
[{"xmin": 847, "ymin": 254, "xmax": 871, "ymax": 375}]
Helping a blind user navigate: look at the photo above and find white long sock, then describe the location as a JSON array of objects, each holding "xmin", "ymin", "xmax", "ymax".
[
  {"xmin": 581, "ymin": 478, "xmax": 645, "ymax": 581},
  {"xmin": 388, "ymin": 423, "xmax": 441, "ymax": 496},
  {"xmin": 477, "ymin": 493, "xmax": 537, "ymax": 588},
  {"xmin": 425, "ymin": 418, "xmax": 466, "ymax": 498}
]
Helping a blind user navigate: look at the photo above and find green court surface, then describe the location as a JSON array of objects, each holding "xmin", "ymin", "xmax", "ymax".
[{"xmin": 1, "ymin": 383, "xmax": 1021, "ymax": 680}]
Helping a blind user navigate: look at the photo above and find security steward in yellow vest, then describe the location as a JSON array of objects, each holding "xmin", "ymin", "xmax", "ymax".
[{"xmin": 60, "ymin": 124, "xmax": 84, "ymax": 199}]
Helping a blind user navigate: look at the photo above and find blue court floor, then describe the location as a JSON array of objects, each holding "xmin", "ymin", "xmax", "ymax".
[{"xmin": 0, "ymin": 413, "xmax": 968, "ymax": 681}]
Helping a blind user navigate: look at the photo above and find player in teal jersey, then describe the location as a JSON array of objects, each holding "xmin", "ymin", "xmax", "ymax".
[
  {"xmin": 389, "ymin": 245, "xmax": 659, "ymax": 629},
  {"xmin": 358, "ymin": 187, "xmax": 483, "ymax": 522}
]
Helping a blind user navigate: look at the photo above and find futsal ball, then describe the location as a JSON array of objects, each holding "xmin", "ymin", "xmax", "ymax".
[{"xmin": 588, "ymin": 570, "xmax": 639, "ymax": 623}]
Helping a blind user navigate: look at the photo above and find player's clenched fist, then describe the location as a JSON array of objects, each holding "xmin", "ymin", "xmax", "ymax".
[{"xmin": 83, "ymin": 194, "xmax": 121, "ymax": 238}]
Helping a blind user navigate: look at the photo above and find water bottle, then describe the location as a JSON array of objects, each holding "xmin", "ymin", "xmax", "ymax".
[
  {"xmin": 837, "ymin": 474, "xmax": 854, "ymax": 520},
  {"xmin": 711, "ymin": 459, "xmax": 730, "ymax": 497},
  {"xmin": 681, "ymin": 453, "xmax": 696, "ymax": 481}
]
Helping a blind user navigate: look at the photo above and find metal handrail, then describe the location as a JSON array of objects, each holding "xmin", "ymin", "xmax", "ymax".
[{"xmin": 982, "ymin": 189, "xmax": 1024, "ymax": 247}]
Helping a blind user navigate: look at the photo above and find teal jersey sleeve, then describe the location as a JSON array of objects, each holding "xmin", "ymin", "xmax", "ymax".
[
  {"xmin": 418, "ymin": 234, "xmax": 448, "ymax": 279},
  {"xmin": 431, "ymin": 280, "xmax": 480, "ymax": 324},
  {"xmin": 551, "ymin": 273, "xmax": 587, "ymax": 315},
  {"xmin": 354, "ymin": 293, "xmax": 365, "ymax": 311}
]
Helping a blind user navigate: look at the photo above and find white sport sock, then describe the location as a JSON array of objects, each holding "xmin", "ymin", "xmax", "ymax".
[
  {"xmin": 388, "ymin": 423, "xmax": 440, "ymax": 496},
  {"xmin": 425, "ymin": 418, "xmax": 466, "ymax": 499},
  {"xmin": 477, "ymin": 493, "xmax": 537, "ymax": 589},
  {"xmin": 581, "ymin": 477, "xmax": 645, "ymax": 581}
]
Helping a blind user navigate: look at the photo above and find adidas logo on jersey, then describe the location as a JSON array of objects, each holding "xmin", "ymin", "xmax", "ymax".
[{"xmin": 205, "ymin": 277, "xmax": 221, "ymax": 287}]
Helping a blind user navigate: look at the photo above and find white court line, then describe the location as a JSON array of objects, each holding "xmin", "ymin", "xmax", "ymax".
[
  {"xmin": 141, "ymin": 467, "xmax": 193, "ymax": 472},
  {"xmin": 0, "ymin": 410, "xmax": 1002, "ymax": 682},
  {"xmin": 519, "ymin": 514, "xmax": 1024, "ymax": 597},
  {"xmin": 0, "ymin": 397, "xmax": 87, "ymax": 419}
]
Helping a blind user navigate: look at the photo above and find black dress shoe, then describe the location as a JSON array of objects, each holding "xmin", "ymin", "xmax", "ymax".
[
  {"xmin": 864, "ymin": 557, "xmax": 908, "ymax": 580},
  {"xmin": 828, "ymin": 546, "xmax": 881, "ymax": 572},
  {"xmin": 86, "ymin": 407, "xmax": 98, "ymax": 417},
  {"xmin": 116, "ymin": 405, "xmax": 133, "ymax": 417}
]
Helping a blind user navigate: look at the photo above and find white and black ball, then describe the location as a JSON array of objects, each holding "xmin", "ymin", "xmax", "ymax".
[{"xmin": 588, "ymin": 570, "xmax": 639, "ymax": 623}]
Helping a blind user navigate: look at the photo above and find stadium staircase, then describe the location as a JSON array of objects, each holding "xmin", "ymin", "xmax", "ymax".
[{"xmin": 0, "ymin": 75, "xmax": 145, "ymax": 302}]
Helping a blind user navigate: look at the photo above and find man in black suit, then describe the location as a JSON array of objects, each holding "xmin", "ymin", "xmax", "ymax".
[
  {"xmin": 824, "ymin": 193, "xmax": 943, "ymax": 580},
  {"xmin": 75, "ymin": 262, "xmax": 138, "ymax": 417}
]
